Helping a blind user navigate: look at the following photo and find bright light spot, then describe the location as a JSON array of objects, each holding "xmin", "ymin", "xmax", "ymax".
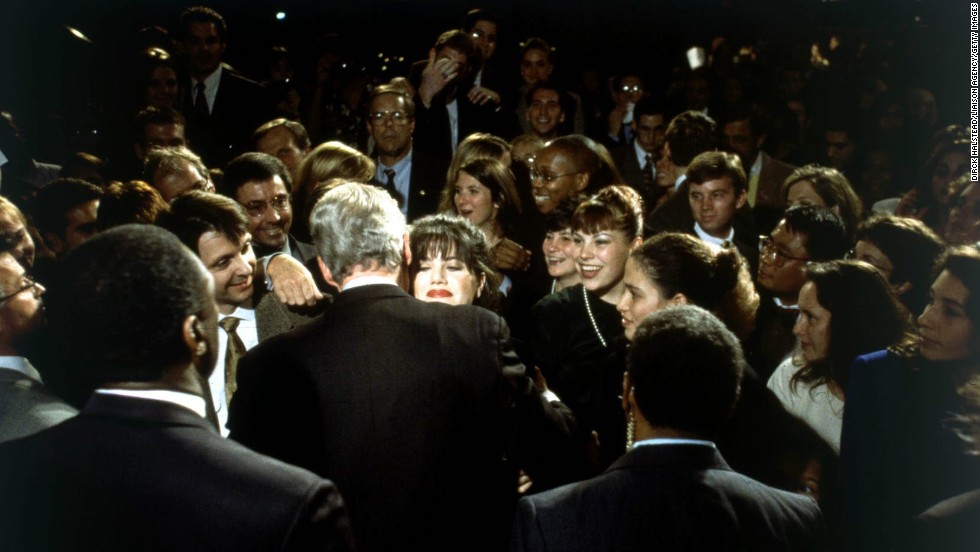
[
  {"xmin": 276, "ymin": 12, "xmax": 286, "ymax": 21},
  {"xmin": 384, "ymin": 57, "xmax": 390, "ymax": 63},
  {"xmin": 378, "ymin": 53, "xmax": 383, "ymax": 58},
  {"xmin": 398, "ymin": 56, "xmax": 404, "ymax": 62},
  {"xmin": 381, "ymin": 65, "xmax": 388, "ymax": 71},
  {"xmin": 64, "ymin": 25, "xmax": 93, "ymax": 43}
]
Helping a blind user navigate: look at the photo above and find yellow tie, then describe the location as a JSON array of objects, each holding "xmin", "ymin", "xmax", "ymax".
[{"xmin": 219, "ymin": 316, "xmax": 246, "ymax": 406}]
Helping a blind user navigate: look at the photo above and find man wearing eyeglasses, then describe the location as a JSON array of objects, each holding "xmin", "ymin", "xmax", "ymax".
[
  {"xmin": 604, "ymin": 73, "xmax": 647, "ymax": 147},
  {"xmin": 0, "ymin": 252, "xmax": 76, "ymax": 443},
  {"xmin": 365, "ymin": 84, "xmax": 445, "ymax": 221},
  {"xmin": 745, "ymin": 205, "xmax": 848, "ymax": 379}
]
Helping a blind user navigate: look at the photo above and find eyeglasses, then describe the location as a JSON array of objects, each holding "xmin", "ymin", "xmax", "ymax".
[
  {"xmin": 470, "ymin": 30, "xmax": 497, "ymax": 43},
  {"xmin": 244, "ymin": 194, "xmax": 291, "ymax": 217},
  {"xmin": 620, "ymin": 85, "xmax": 643, "ymax": 94},
  {"xmin": 368, "ymin": 110, "xmax": 412, "ymax": 126},
  {"xmin": 0, "ymin": 276, "xmax": 39, "ymax": 303},
  {"xmin": 530, "ymin": 169, "xmax": 586, "ymax": 184},
  {"xmin": 758, "ymin": 235, "xmax": 808, "ymax": 266}
]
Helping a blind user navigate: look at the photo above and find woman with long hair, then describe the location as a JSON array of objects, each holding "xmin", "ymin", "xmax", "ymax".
[{"xmin": 842, "ymin": 246, "xmax": 980, "ymax": 550}]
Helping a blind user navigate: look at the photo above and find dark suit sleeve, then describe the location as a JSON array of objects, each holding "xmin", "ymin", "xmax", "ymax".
[
  {"xmin": 282, "ymin": 480, "xmax": 356, "ymax": 552},
  {"xmin": 509, "ymin": 496, "xmax": 546, "ymax": 552}
]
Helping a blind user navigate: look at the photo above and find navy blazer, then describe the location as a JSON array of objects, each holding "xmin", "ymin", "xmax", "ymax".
[
  {"xmin": 0, "ymin": 393, "xmax": 353, "ymax": 551},
  {"xmin": 512, "ymin": 444, "xmax": 825, "ymax": 551}
]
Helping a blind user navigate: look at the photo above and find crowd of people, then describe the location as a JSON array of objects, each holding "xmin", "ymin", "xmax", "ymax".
[{"xmin": 0, "ymin": 3, "xmax": 977, "ymax": 551}]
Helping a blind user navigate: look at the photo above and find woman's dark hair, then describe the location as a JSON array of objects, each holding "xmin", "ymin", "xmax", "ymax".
[
  {"xmin": 452, "ymin": 158, "xmax": 522, "ymax": 236},
  {"xmin": 630, "ymin": 233, "xmax": 759, "ymax": 338},
  {"xmin": 409, "ymin": 213, "xmax": 501, "ymax": 312},
  {"xmin": 855, "ymin": 215, "xmax": 944, "ymax": 316},
  {"xmin": 543, "ymin": 195, "xmax": 586, "ymax": 233},
  {"xmin": 571, "ymin": 185, "xmax": 644, "ymax": 240},
  {"xmin": 933, "ymin": 245, "xmax": 980, "ymax": 340},
  {"xmin": 791, "ymin": 260, "xmax": 914, "ymax": 392}
]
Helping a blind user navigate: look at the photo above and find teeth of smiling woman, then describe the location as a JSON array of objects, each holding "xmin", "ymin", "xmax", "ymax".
[{"xmin": 534, "ymin": 195, "xmax": 550, "ymax": 204}]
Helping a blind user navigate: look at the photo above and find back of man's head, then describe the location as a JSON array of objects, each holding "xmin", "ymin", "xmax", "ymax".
[
  {"xmin": 133, "ymin": 107, "xmax": 186, "ymax": 145},
  {"xmin": 157, "ymin": 190, "xmax": 248, "ymax": 255},
  {"xmin": 665, "ymin": 111, "xmax": 718, "ymax": 167},
  {"xmin": 31, "ymin": 178, "xmax": 102, "ymax": 245},
  {"xmin": 783, "ymin": 205, "xmax": 849, "ymax": 261},
  {"xmin": 628, "ymin": 305, "xmax": 744, "ymax": 438},
  {"xmin": 310, "ymin": 182, "xmax": 405, "ymax": 282},
  {"xmin": 220, "ymin": 152, "xmax": 293, "ymax": 198},
  {"xmin": 46, "ymin": 224, "xmax": 211, "ymax": 388}
]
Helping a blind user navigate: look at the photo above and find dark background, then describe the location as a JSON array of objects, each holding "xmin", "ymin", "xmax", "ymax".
[{"xmin": 0, "ymin": 0, "xmax": 968, "ymax": 163}]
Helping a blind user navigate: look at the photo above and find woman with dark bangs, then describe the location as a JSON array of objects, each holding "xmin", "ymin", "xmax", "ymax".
[
  {"xmin": 409, "ymin": 213, "xmax": 500, "ymax": 312},
  {"xmin": 530, "ymin": 185, "xmax": 643, "ymax": 474}
]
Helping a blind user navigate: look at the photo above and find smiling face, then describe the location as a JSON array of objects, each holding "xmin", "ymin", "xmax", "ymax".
[
  {"xmin": 413, "ymin": 251, "xmax": 482, "ymax": 306},
  {"xmin": 542, "ymin": 228, "xmax": 580, "ymax": 285},
  {"xmin": 528, "ymin": 88, "xmax": 564, "ymax": 139},
  {"xmin": 197, "ymin": 230, "xmax": 256, "ymax": 314},
  {"xmin": 520, "ymin": 48, "xmax": 553, "ymax": 87},
  {"xmin": 574, "ymin": 228, "xmax": 634, "ymax": 303},
  {"xmin": 235, "ymin": 176, "xmax": 292, "ymax": 250},
  {"xmin": 147, "ymin": 66, "xmax": 179, "ymax": 108},
  {"xmin": 918, "ymin": 269, "xmax": 973, "ymax": 362},
  {"xmin": 453, "ymin": 171, "xmax": 497, "ymax": 234},
  {"xmin": 617, "ymin": 256, "xmax": 668, "ymax": 341},
  {"xmin": 689, "ymin": 177, "xmax": 746, "ymax": 239},
  {"xmin": 794, "ymin": 281, "xmax": 831, "ymax": 363},
  {"xmin": 531, "ymin": 147, "xmax": 588, "ymax": 214}
]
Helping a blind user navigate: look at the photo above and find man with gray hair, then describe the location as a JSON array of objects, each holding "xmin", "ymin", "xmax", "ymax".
[{"xmin": 229, "ymin": 182, "xmax": 578, "ymax": 551}]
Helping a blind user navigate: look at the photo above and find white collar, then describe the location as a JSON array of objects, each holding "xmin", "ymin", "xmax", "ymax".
[
  {"xmin": 633, "ymin": 140, "xmax": 651, "ymax": 165},
  {"xmin": 773, "ymin": 296, "xmax": 800, "ymax": 310},
  {"xmin": 94, "ymin": 388, "xmax": 207, "ymax": 418},
  {"xmin": 193, "ymin": 65, "xmax": 223, "ymax": 90},
  {"xmin": 342, "ymin": 275, "xmax": 399, "ymax": 291},
  {"xmin": 693, "ymin": 222, "xmax": 735, "ymax": 248},
  {"xmin": 674, "ymin": 173, "xmax": 687, "ymax": 191},
  {"xmin": 0, "ymin": 356, "xmax": 41, "ymax": 382},
  {"xmin": 750, "ymin": 151, "xmax": 763, "ymax": 176},
  {"xmin": 632, "ymin": 438, "xmax": 716, "ymax": 449}
]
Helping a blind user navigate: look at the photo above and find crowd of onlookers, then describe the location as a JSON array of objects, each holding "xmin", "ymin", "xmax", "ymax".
[{"xmin": 0, "ymin": 4, "xmax": 976, "ymax": 551}]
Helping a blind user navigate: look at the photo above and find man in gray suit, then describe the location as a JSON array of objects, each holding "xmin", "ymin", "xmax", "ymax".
[
  {"xmin": 0, "ymin": 251, "xmax": 75, "ymax": 442},
  {"xmin": 158, "ymin": 191, "xmax": 313, "ymax": 434},
  {"xmin": 511, "ymin": 306, "xmax": 824, "ymax": 551}
]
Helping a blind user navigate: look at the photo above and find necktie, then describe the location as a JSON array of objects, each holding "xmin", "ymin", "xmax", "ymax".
[
  {"xmin": 194, "ymin": 82, "xmax": 209, "ymax": 118},
  {"xmin": 384, "ymin": 168, "xmax": 405, "ymax": 207},
  {"xmin": 219, "ymin": 316, "xmax": 246, "ymax": 407},
  {"xmin": 641, "ymin": 154, "xmax": 654, "ymax": 188}
]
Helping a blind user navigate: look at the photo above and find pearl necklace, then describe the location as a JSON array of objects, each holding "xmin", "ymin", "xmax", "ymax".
[{"xmin": 582, "ymin": 285, "xmax": 607, "ymax": 348}]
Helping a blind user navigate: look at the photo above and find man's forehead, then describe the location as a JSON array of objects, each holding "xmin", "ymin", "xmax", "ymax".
[
  {"xmin": 239, "ymin": 176, "xmax": 287, "ymax": 197},
  {"xmin": 186, "ymin": 21, "xmax": 220, "ymax": 38},
  {"xmin": 532, "ymin": 89, "xmax": 560, "ymax": 102},
  {"xmin": 723, "ymin": 119, "xmax": 752, "ymax": 135},
  {"xmin": 690, "ymin": 177, "xmax": 735, "ymax": 192},
  {"xmin": 371, "ymin": 93, "xmax": 406, "ymax": 110},
  {"xmin": 773, "ymin": 222, "xmax": 808, "ymax": 250}
]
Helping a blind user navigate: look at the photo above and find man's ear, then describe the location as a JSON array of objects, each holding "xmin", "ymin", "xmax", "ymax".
[
  {"xmin": 735, "ymin": 189, "xmax": 748, "ymax": 210},
  {"xmin": 317, "ymin": 257, "xmax": 339, "ymax": 290},
  {"xmin": 892, "ymin": 280, "xmax": 912, "ymax": 297},
  {"xmin": 573, "ymin": 173, "xmax": 590, "ymax": 193},
  {"xmin": 402, "ymin": 232, "xmax": 412, "ymax": 266},
  {"xmin": 669, "ymin": 293, "xmax": 689, "ymax": 306},
  {"xmin": 182, "ymin": 314, "xmax": 206, "ymax": 359}
]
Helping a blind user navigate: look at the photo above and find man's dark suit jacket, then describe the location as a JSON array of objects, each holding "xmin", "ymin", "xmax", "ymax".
[
  {"xmin": 370, "ymin": 149, "xmax": 448, "ymax": 222},
  {"xmin": 0, "ymin": 393, "xmax": 353, "ymax": 551},
  {"xmin": 183, "ymin": 65, "xmax": 269, "ymax": 168},
  {"xmin": 510, "ymin": 444, "xmax": 824, "ymax": 551},
  {"xmin": 228, "ymin": 283, "xmax": 578, "ymax": 551},
  {"xmin": 610, "ymin": 141, "xmax": 662, "ymax": 209},
  {"xmin": 753, "ymin": 152, "xmax": 796, "ymax": 233},
  {"xmin": 0, "ymin": 367, "xmax": 76, "ymax": 443}
]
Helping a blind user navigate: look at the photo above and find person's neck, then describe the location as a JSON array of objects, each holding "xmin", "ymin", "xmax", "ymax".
[
  {"xmin": 378, "ymin": 147, "xmax": 410, "ymax": 168},
  {"xmin": 340, "ymin": 268, "xmax": 399, "ymax": 289},
  {"xmin": 634, "ymin": 420, "xmax": 706, "ymax": 442},
  {"xmin": 596, "ymin": 279, "xmax": 626, "ymax": 306},
  {"xmin": 218, "ymin": 298, "xmax": 252, "ymax": 316},
  {"xmin": 102, "ymin": 363, "xmax": 205, "ymax": 397},
  {"xmin": 0, "ymin": 342, "xmax": 20, "ymax": 357},
  {"xmin": 481, "ymin": 221, "xmax": 502, "ymax": 245},
  {"xmin": 556, "ymin": 273, "xmax": 581, "ymax": 292},
  {"xmin": 191, "ymin": 66, "xmax": 219, "ymax": 83}
]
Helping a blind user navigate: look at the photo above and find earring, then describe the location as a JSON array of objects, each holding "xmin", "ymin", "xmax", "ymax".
[
  {"xmin": 625, "ymin": 410, "xmax": 635, "ymax": 452},
  {"xmin": 196, "ymin": 342, "xmax": 207, "ymax": 357}
]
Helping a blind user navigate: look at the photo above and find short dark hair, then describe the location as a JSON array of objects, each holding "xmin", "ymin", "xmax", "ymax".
[
  {"xmin": 525, "ymin": 82, "xmax": 566, "ymax": 108},
  {"xmin": 409, "ymin": 213, "xmax": 501, "ymax": 311},
  {"xmin": 628, "ymin": 305, "xmax": 744, "ymax": 438},
  {"xmin": 633, "ymin": 97, "xmax": 666, "ymax": 120},
  {"xmin": 665, "ymin": 111, "xmax": 718, "ymax": 167},
  {"xmin": 461, "ymin": 8, "xmax": 497, "ymax": 30},
  {"xmin": 686, "ymin": 151, "xmax": 747, "ymax": 194},
  {"xmin": 783, "ymin": 205, "xmax": 849, "ymax": 261},
  {"xmin": 31, "ymin": 178, "xmax": 103, "ymax": 239},
  {"xmin": 252, "ymin": 118, "xmax": 311, "ymax": 151},
  {"xmin": 157, "ymin": 190, "xmax": 248, "ymax": 254},
  {"xmin": 133, "ymin": 106, "xmax": 185, "ymax": 147},
  {"xmin": 715, "ymin": 103, "xmax": 769, "ymax": 139},
  {"xmin": 856, "ymin": 215, "xmax": 944, "ymax": 315},
  {"xmin": 220, "ymin": 152, "xmax": 293, "ymax": 197},
  {"xmin": 544, "ymin": 195, "xmax": 586, "ymax": 233},
  {"xmin": 179, "ymin": 6, "xmax": 227, "ymax": 41},
  {"xmin": 46, "ymin": 225, "xmax": 210, "ymax": 386},
  {"xmin": 98, "ymin": 180, "xmax": 169, "ymax": 230}
]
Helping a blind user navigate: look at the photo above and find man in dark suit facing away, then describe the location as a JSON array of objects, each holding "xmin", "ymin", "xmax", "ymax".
[
  {"xmin": 0, "ymin": 225, "xmax": 353, "ymax": 551},
  {"xmin": 229, "ymin": 182, "xmax": 579, "ymax": 551},
  {"xmin": 511, "ymin": 306, "xmax": 824, "ymax": 551}
]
